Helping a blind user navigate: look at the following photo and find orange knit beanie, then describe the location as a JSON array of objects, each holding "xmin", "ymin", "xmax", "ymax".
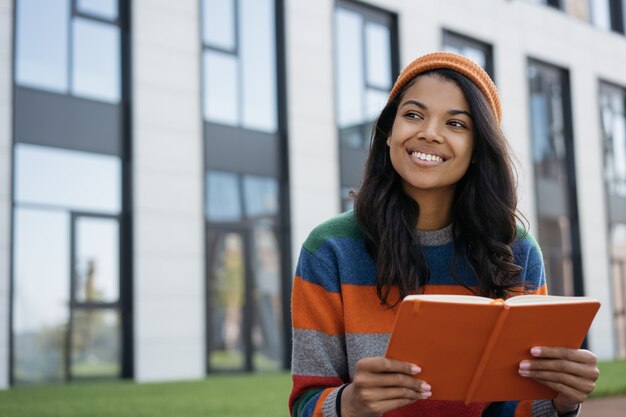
[{"xmin": 388, "ymin": 51, "xmax": 502, "ymax": 125}]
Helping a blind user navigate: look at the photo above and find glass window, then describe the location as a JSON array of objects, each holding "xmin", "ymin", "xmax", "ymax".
[
  {"xmin": 528, "ymin": 60, "xmax": 581, "ymax": 297},
  {"xmin": 13, "ymin": 207, "xmax": 70, "ymax": 383},
  {"xmin": 335, "ymin": 8, "xmax": 365, "ymax": 130},
  {"xmin": 251, "ymin": 225, "xmax": 282, "ymax": 370},
  {"xmin": 442, "ymin": 30, "xmax": 493, "ymax": 78},
  {"xmin": 15, "ymin": 144, "xmax": 121, "ymax": 214},
  {"xmin": 72, "ymin": 18, "xmax": 121, "ymax": 103},
  {"xmin": 15, "ymin": 0, "xmax": 70, "ymax": 93},
  {"xmin": 203, "ymin": 51, "xmax": 239, "ymax": 126},
  {"xmin": 600, "ymin": 83, "xmax": 626, "ymax": 197},
  {"xmin": 207, "ymin": 231, "xmax": 246, "ymax": 370},
  {"xmin": 610, "ymin": 223, "xmax": 626, "ymax": 357},
  {"xmin": 202, "ymin": 0, "xmax": 236, "ymax": 51},
  {"xmin": 240, "ymin": 0, "xmax": 277, "ymax": 132},
  {"xmin": 365, "ymin": 22, "xmax": 392, "ymax": 90},
  {"xmin": 75, "ymin": 217, "xmax": 120, "ymax": 303},
  {"xmin": 243, "ymin": 175, "xmax": 278, "ymax": 218},
  {"xmin": 589, "ymin": 0, "xmax": 612, "ymax": 29},
  {"xmin": 206, "ymin": 171, "xmax": 242, "ymax": 222},
  {"xmin": 70, "ymin": 309, "xmax": 120, "ymax": 378},
  {"xmin": 77, "ymin": 0, "xmax": 118, "ymax": 21},
  {"xmin": 201, "ymin": 0, "xmax": 277, "ymax": 132}
]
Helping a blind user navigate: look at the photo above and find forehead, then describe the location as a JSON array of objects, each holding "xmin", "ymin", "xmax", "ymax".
[{"xmin": 400, "ymin": 74, "xmax": 469, "ymax": 110}]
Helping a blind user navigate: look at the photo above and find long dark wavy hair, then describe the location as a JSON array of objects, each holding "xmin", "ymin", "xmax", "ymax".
[{"xmin": 354, "ymin": 69, "xmax": 525, "ymax": 307}]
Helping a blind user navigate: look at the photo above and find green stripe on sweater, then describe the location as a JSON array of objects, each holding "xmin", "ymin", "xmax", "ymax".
[{"xmin": 303, "ymin": 211, "xmax": 363, "ymax": 253}]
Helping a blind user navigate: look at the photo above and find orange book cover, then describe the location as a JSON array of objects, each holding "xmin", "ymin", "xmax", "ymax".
[{"xmin": 384, "ymin": 294, "xmax": 601, "ymax": 404}]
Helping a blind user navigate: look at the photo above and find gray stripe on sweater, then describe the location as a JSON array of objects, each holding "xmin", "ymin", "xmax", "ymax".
[
  {"xmin": 532, "ymin": 400, "xmax": 580, "ymax": 417},
  {"xmin": 292, "ymin": 329, "xmax": 348, "ymax": 378},
  {"xmin": 345, "ymin": 333, "xmax": 390, "ymax": 378}
]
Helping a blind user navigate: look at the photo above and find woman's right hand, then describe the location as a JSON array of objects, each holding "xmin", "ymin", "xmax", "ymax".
[{"xmin": 340, "ymin": 356, "xmax": 431, "ymax": 417}]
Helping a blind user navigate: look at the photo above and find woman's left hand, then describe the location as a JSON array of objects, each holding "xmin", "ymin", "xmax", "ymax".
[{"xmin": 518, "ymin": 346, "xmax": 599, "ymax": 414}]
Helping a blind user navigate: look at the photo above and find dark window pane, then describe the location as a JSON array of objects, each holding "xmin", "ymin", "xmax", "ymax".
[
  {"xmin": 75, "ymin": 217, "xmax": 119, "ymax": 303},
  {"xmin": 72, "ymin": 18, "xmax": 121, "ymax": 103},
  {"xmin": 13, "ymin": 207, "xmax": 70, "ymax": 384},
  {"xmin": 206, "ymin": 171, "xmax": 242, "ymax": 221},
  {"xmin": 77, "ymin": 0, "xmax": 118, "ymax": 21},
  {"xmin": 203, "ymin": 50, "xmax": 239, "ymax": 125},
  {"xmin": 15, "ymin": 144, "xmax": 121, "ymax": 213},
  {"xmin": 240, "ymin": 0, "xmax": 277, "ymax": 132},
  {"xmin": 202, "ymin": 0, "xmax": 236, "ymax": 50},
  {"xmin": 70, "ymin": 309, "xmax": 120, "ymax": 378},
  {"xmin": 610, "ymin": 224, "xmax": 626, "ymax": 357},
  {"xmin": 208, "ymin": 231, "xmax": 246, "ymax": 370},
  {"xmin": 442, "ymin": 31, "xmax": 492, "ymax": 77},
  {"xmin": 243, "ymin": 175, "xmax": 278, "ymax": 219},
  {"xmin": 15, "ymin": 0, "xmax": 70, "ymax": 93}
]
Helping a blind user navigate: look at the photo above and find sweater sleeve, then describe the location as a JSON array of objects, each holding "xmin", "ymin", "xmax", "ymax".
[{"xmin": 289, "ymin": 243, "xmax": 349, "ymax": 417}]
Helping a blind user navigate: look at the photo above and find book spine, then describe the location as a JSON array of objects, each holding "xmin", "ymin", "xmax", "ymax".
[{"xmin": 463, "ymin": 303, "xmax": 511, "ymax": 405}]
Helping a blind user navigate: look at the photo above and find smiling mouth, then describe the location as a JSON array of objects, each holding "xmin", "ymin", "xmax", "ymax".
[{"xmin": 409, "ymin": 151, "xmax": 446, "ymax": 163}]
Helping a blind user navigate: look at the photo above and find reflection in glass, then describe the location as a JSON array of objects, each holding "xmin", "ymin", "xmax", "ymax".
[
  {"xmin": 442, "ymin": 31, "xmax": 491, "ymax": 75},
  {"xmin": 342, "ymin": 186, "xmax": 355, "ymax": 211},
  {"xmin": 15, "ymin": 0, "xmax": 70, "ymax": 93},
  {"xmin": 365, "ymin": 22, "xmax": 391, "ymax": 89},
  {"xmin": 529, "ymin": 62, "xmax": 577, "ymax": 296},
  {"xmin": 365, "ymin": 89, "xmax": 388, "ymax": 121},
  {"xmin": 77, "ymin": 0, "xmax": 118, "ymax": 20},
  {"xmin": 610, "ymin": 224, "xmax": 626, "ymax": 357},
  {"xmin": 72, "ymin": 18, "xmax": 121, "ymax": 103},
  {"xmin": 202, "ymin": 0, "xmax": 236, "ymax": 51},
  {"xmin": 15, "ymin": 144, "xmax": 121, "ymax": 214},
  {"xmin": 71, "ymin": 309, "xmax": 120, "ymax": 378},
  {"xmin": 600, "ymin": 83, "xmax": 626, "ymax": 197},
  {"xmin": 251, "ymin": 225, "xmax": 282, "ymax": 370},
  {"xmin": 203, "ymin": 51, "xmax": 239, "ymax": 125},
  {"xmin": 75, "ymin": 217, "xmax": 119, "ymax": 303},
  {"xmin": 13, "ymin": 207, "xmax": 70, "ymax": 384},
  {"xmin": 240, "ymin": 0, "xmax": 277, "ymax": 132},
  {"xmin": 335, "ymin": 8, "xmax": 364, "ymax": 129},
  {"xmin": 243, "ymin": 176, "xmax": 278, "ymax": 219},
  {"xmin": 208, "ymin": 231, "xmax": 245, "ymax": 370},
  {"xmin": 206, "ymin": 171, "xmax": 242, "ymax": 221}
]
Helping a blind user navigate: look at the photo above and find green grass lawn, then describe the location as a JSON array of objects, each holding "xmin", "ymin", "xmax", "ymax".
[
  {"xmin": 0, "ymin": 360, "xmax": 624, "ymax": 417},
  {"xmin": 0, "ymin": 372, "xmax": 292, "ymax": 417}
]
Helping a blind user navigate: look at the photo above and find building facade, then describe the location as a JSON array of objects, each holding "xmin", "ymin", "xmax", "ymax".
[{"xmin": 0, "ymin": 0, "xmax": 625, "ymax": 387}]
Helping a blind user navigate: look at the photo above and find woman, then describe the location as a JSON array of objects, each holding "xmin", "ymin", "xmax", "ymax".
[{"xmin": 289, "ymin": 52, "xmax": 598, "ymax": 417}]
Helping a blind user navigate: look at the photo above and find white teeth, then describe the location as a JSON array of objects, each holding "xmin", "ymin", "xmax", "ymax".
[{"xmin": 411, "ymin": 151, "xmax": 443, "ymax": 163}]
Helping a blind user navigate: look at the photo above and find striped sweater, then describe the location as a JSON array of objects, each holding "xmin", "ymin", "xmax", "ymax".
[{"xmin": 290, "ymin": 210, "xmax": 564, "ymax": 417}]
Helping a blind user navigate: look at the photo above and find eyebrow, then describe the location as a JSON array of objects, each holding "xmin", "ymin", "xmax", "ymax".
[{"xmin": 400, "ymin": 99, "xmax": 473, "ymax": 119}]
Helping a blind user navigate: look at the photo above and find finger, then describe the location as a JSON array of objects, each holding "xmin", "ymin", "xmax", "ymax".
[
  {"xmin": 531, "ymin": 377, "xmax": 593, "ymax": 404},
  {"xmin": 519, "ymin": 368, "xmax": 597, "ymax": 393},
  {"xmin": 520, "ymin": 358, "xmax": 600, "ymax": 380},
  {"xmin": 530, "ymin": 347, "xmax": 597, "ymax": 364},
  {"xmin": 357, "ymin": 357, "xmax": 421, "ymax": 375},
  {"xmin": 359, "ymin": 386, "xmax": 431, "ymax": 402},
  {"xmin": 354, "ymin": 372, "xmax": 427, "ymax": 391}
]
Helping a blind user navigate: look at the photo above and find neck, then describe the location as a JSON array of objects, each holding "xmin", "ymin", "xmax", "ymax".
[{"xmin": 408, "ymin": 188, "xmax": 455, "ymax": 231}]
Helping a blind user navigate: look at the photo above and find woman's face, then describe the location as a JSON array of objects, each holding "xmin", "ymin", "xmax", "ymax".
[{"xmin": 386, "ymin": 74, "xmax": 474, "ymax": 203}]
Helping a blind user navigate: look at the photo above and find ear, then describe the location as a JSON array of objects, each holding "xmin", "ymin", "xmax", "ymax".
[{"xmin": 386, "ymin": 135, "xmax": 391, "ymax": 147}]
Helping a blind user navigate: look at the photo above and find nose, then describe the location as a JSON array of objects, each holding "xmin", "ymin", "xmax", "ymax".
[{"xmin": 418, "ymin": 119, "xmax": 443, "ymax": 143}]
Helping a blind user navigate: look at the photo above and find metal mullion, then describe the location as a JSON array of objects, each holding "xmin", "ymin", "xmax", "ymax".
[
  {"xmin": 235, "ymin": 0, "xmax": 243, "ymax": 128},
  {"xmin": 359, "ymin": 14, "xmax": 368, "ymax": 124},
  {"xmin": 67, "ymin": 211, "xmax": 78, "ymax": 381},
  {"xmin": 243, "ymin": 228, "xmax": 254, "ymax": 371},
  {"xmin": 68, "ymin": 1, "xmax": 75, "ymax": 96}
]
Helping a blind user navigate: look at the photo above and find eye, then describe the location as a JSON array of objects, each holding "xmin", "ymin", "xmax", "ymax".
[
  {"xmin": 447, "ymin": 120, "xmax": 468, "ymax": 129},
  {"xmin": 403, "ymin": 111, "xmax": 423, "ymax": 120}
]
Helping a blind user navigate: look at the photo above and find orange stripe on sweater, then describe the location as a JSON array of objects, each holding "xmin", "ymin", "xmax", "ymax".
[
  {"xmin": 292, "ymin": 276, "xmax": 344, "ymax": 335},
  {"xmin": 342, "ymin": 284, "xmax": 478, "ymax": 334},
  {"xmin": 313, "ymin": 388, "xmax": 334, "ymax": 417}
]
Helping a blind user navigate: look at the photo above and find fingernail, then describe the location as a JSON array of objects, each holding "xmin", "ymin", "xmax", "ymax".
[
  {"xmin": 519, "ymin": 360, "xmax": 530, "ymax": 370},
  {"xmin": 531, "ymin": 347, "xmax": 541, "ymax": 356},
  {"xmin": 421, "ymin": 383, "xmax": 431, "ymax": 391},
  {"xmin": 422, "ymin": 391, "xmax": 432, "ymax": 399},
  {"xmin": 519, "ymin": 369, "xmax": 530, "ymax": 376},
  {"xmin": 410, "ymin": 365, "xmax": 421, "ymax": 374}
]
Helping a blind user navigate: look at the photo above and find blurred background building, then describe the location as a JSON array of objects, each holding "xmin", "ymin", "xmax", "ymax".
[{"xmin": 0, "ymin": 0, "xmax": 625, "ymax": 388}]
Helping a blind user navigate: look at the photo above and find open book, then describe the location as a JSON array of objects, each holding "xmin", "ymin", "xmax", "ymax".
[{"xmin": 384, "ymin": 294, "xmax": 600, "ymax": 404}]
